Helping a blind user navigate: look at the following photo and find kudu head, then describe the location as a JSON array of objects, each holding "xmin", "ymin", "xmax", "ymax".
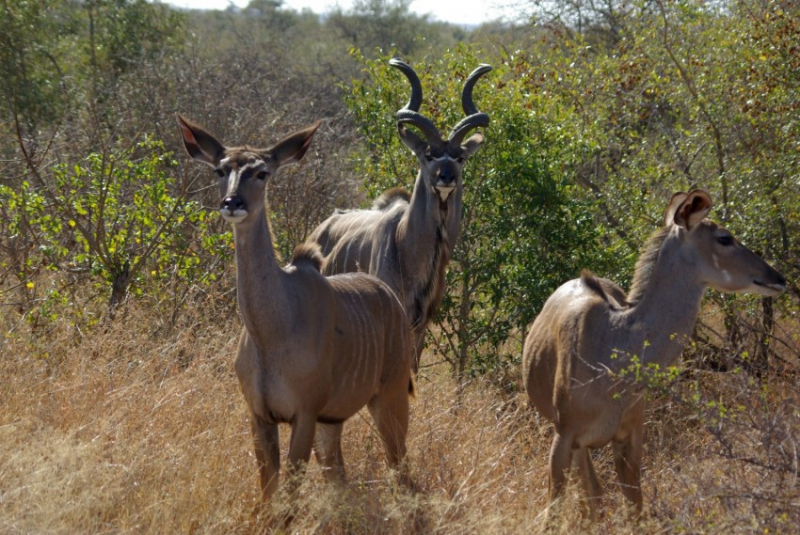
[
  {"xmin": 664, "ymin": 189, "xmax": 786, "ymax": 296},
  {"xmin": 176, "ymin": 114, "xmax": 320, "ymax": 225},
  {"xmin": 390, "ymin": 59, "xmax": 491, "ymax": 202}
]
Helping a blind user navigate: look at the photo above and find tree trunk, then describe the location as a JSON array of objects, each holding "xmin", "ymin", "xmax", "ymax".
[
  {"xmin": 751, "ymin": 297, "xmax": 774, "ymax": 377},
  {"xmin": 106, "ymin": 260, "xmax": 131, "ymax": 321}
]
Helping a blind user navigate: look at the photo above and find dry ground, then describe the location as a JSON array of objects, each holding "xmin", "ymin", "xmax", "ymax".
[{"xmin": 1, "ymin": 301, "xmax": 799, "ymax": 534}]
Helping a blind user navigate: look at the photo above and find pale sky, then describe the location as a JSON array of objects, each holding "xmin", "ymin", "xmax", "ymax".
[{"xmin": 163, "ymin": 0, "xmax": 517, "ymax": 26}]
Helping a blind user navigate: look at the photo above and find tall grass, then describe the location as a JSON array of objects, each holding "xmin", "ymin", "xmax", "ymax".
[{"xmin": 2, "ymin": 298, "xmax": 798, "ymax": 533}]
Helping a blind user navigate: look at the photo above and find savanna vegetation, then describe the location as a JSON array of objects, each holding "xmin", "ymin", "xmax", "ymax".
[{"xmin": 1, "ymin": 0, "xmax": 798, "ymax": 532}]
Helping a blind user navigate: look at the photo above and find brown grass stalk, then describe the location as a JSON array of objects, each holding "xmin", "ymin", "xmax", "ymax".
[{"xmin": 2, "ymin": 299, "xmax": 799, "ymax": 534}]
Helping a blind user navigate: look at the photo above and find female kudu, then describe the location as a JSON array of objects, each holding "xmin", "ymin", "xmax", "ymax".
[
  {"xmin": 177, "ymin": 114, "xmax": 415, "ymax": 503},
  {"xmin": 523, "ymin": 189, "xmax": 785, "ymax": 520}
]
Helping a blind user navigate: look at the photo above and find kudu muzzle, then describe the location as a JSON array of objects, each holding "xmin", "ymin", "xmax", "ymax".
[
  {"xmin": 220, "ymin": 172, "xmax": 249, "ymax": 223},
  {"xmin": 433, "ymin": 157, "xmax": 459, "ymax": 201}
]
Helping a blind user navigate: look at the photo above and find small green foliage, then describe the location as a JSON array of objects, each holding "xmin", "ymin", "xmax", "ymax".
[
  {"xmin": 346, "ymin": 46, "xmax": 613, "ymax": 378},
  {"xmin": 0, "ymin": 137, "xmax": 230, "ymax": 322}
]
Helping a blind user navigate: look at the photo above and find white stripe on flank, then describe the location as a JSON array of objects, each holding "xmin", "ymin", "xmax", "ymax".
[
  {"xmin": 352, "ymin": 295, "xmax": 366, "ymax": 392},
  {"xmin": 341, "ymin": 211, "xmax": 373, "ymax": 236},
  {"xmin": 377, "ymin": 293, "xmax": 392, "ymax": 385},
  {"xmin": 354, "ymin": 288, "xmax": 376, "ymax": 385},
  {"xmin": 339, "ymin": 278, "xmax": 365, "ymax": 392},
  {"xmin": 343, "ymin": 240, "xmax": 353, "ymax": 273}
]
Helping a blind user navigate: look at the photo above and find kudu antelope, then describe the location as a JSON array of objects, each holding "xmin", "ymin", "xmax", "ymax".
[
  {"xmin": 176, "ymin": 114, "xmax": 415, "ymax": 503},
  {"xmin": 523, "ymin": 190, "xmax": 786, "ymax": 520},
  {"xmin": 308, "ymin": 59, "xmax": 491, "ymax": 371}
]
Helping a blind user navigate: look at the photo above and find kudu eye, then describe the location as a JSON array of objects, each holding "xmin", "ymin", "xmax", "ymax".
[
  {"xmin": 255, "ymin": 170, "xmax": 269, "ymax": 181},
  {"xmin": 214, "ymin": 168, "xmax": 225, "ymax": 178},
  {"xmin": 717, "ymin": 235, "xmax": 735, "ymax": 246}
]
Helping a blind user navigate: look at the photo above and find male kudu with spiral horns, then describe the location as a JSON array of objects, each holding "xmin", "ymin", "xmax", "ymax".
[{"xmin": 308, "ymin": 59, "xmax": 491, "ymax": 371}]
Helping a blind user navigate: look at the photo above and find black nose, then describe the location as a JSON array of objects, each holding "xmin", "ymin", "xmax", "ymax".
[
  {"xmin": 437, "ymin": 169, "xmax": 455, "ymax": 185},
  {"xmin": 221, "ymin": 195, "xmax": 244, "ymax": 212}
]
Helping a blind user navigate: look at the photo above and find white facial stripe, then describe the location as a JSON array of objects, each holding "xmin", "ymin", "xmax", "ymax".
[
  {"xmin": 238, "ymin": 161, "xmax": 266, "ymax": 175},
  {"xmin": 220, "ymin": 158, "xmax": 267, "ymax": 196},
  {"xmin": 225, "ymin": 170, "xmax": 241, "ymax": 198}
]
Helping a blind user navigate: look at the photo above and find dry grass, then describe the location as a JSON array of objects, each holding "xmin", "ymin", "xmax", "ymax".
[{"xmin": 2, "ymin": 300, "xmax": 799, "ymax": 534}]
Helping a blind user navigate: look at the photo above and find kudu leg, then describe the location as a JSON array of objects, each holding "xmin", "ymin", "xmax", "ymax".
[
  {"xmin": 612, "ymin": 433, "xmax": 643, "ymax": 516},
  {"xmin": 542, "ymin": 431, "xmax": 574, "ymax": 528},
  {"xmin": 368, "ymin": 389, "xmax": 411, "ymax": 487},
  {"xmin": 250, "ymin": 414, "xmax": 280, "ymax": 501},
  {"xmin": 411, "ymin": 329, "xmax": 426, "ymax": 374},
  {"xmin": 548, "ymin": 432, "xmax": 573, "ymax": 504},
  {"xmin": 573, "ymin": 447, "xmax": 603, "ymax": 519},
  {"xmin": 314, "ymin": 422, "xmax": 346, "ymax": 485},
  {"xmin": 286, "ymin": 417, "xmax": 317, "ymax": 489},
  {"xmin": 614, "ymin": 401, "xmax": 645, "ymax": 517}
]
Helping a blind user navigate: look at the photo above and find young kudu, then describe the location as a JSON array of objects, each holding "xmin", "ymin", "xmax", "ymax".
[
  {"xmin": 308, "ymin": 60, "xmax": 491, "ymax": 371},
  {"xmin": 523, "ymin": 190, "xmax": 786, "ymax": 520},
  {"xmin": 176, "ymin": 114, "xmax": 415, "ymax": 503}
]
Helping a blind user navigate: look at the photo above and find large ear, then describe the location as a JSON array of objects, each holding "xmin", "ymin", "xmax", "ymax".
[
  {"xmin": 670, "ymin": 189, "xmax": 713, "ymax": 229},
  {"xmin": 267, "ymin": 120, "xmax": 322, "ymax": 167},
  {"xmin": 460, "ymin": 132, "xmax": 484, "ymax": 159},
  {"xmin": 663, "ymin": 192, "xmax": 688, "ymax": 227},
  {"xmin": 397, "ymin": 123, "xmax": 428, "ymax": 157},
  {"xmin": 176, "ymin": 113, "xmax": 225, "ymax": 167}
]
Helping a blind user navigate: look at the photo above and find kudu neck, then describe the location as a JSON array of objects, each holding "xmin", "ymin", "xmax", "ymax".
[
  {"xmin": 625, "ymin": 236, "xmax": 707, "ymax": 368},
  {"xmin": 231, "ymin": 208, "xmax": 288, "ymax": 325},
  {"xmin": 404, "ymin": 170, "xmax": 462, "ymax": 250}
]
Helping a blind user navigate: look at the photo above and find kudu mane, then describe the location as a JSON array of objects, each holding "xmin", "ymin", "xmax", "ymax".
[
  {"xmin": 627, "ymin": 225, "xmax": 670, "ymax": 304},
  {"xmin": 581, "ymin": 227, "xmax": 670, "ymax": 308},
  {"xmin": 409, "ymin": 221, "xmax": 449, "ymax": 329},
  {"xmin": 373, "ymin": 187, "xmax": 411, "ymax": 210}
]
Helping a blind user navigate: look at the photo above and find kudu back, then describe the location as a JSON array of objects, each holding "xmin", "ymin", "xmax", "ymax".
[
  {"xmin": 176, "ymin": 114, "xmax": 415, "ymax": 503},
  {"xmin": 522, "ymin": 189, "xmax": 785, "ymax": 521},
  {"xmin": 308, "ymin": 59, "xmax": 491, "ymax": 371}
]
